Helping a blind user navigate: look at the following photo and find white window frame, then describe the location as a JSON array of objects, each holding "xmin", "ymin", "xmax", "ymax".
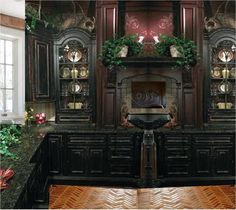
[{"xmin": 0, "ymin": 26, "xmax": 25, "ymax": 124}]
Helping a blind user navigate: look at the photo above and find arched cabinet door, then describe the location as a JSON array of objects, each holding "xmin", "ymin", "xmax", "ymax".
[
  {"xmin": 53, "ymin": 28, "xmax": 96, "ymax": 124},
  {"xmin": 203, "ymin": 28, "xmax": 236, "ymax": 128}
]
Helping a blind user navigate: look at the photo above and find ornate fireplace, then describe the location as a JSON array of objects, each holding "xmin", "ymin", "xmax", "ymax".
[{"xmin": 115, "ymin": 57, "xmax": 182, "ymax": 128}]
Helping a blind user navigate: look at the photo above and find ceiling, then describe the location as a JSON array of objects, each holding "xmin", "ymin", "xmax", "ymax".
[{"xmin": 0, "ymin": 0, "xmax": 25, "ymax": 19}]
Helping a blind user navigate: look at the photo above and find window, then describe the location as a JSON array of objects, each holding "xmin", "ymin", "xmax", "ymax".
[
  {"xmin": 0, "ymin": 39, "xmax": 14, "ymax": 113},
  {"xmin": 0, "ymin": 26, "xmax": 25, "ymax": 124}
]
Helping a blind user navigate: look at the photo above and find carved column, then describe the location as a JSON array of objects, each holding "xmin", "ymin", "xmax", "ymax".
[
  {"xmin": 96, "ymin": 0, "xmax": 118, "ymax": 128},
  {"xmin": 140, "ymin": 130, "xmax": 158, "ymax": 187}
]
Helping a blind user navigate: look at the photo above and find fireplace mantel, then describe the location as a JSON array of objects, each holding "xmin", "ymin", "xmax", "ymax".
[
  {"xmin": 120, "ymin": 56, "xmax": 180, "ymax": 67},
  {"xmin": 115, "ymin": 57, "xmax": 182, "ymax": 85}
]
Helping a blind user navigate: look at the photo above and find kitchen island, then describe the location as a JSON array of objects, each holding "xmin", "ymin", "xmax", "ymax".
[{"xmin": 0, "ymin": 124, "xmax": 235, "ymax": 208}]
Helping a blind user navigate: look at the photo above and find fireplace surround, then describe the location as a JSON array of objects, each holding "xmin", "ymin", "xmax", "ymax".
[{"xmin": 114, "ymin": 57, "xmax": 182, "ymax": 128}]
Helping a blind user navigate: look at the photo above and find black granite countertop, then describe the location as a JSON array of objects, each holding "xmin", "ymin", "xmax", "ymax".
[
  {"xmin": 0, "ymin": 123, "xmax": 235, "ymax": 208},
  {"xmin": 0, "ymin": 125, "xmax": 51, "ymax": 209},
  {"xmin": 47, "ymin": 123, "xmax": 235, "ymax": 134}
]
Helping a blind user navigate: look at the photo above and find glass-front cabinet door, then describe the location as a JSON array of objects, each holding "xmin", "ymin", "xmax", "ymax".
[
  {"xmin": 54, "ymin": 28, "xmax": 95, "ymax": 124},
  {"xmin": 204, "ymin": 28, "xmax": 236, "ymax": 127}
]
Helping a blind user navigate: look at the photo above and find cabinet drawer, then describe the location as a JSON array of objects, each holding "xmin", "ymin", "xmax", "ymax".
[
  {"xmin": 193, "ymin": 135, "xmax": 233, "ymax": 144},
  {"xmin": 165, "ymin": 164, "xmax": 191, "ymax": 177},
  {"xmin": 109, "ymin": 147, "xmax": 133, "ymax": 159},
  {"xmin": 68, "ymin": 135, "xmax": 106, "ymax": 145},
  {"xmin": 109, "ymin": 136, "xmax": 133, "ymax": 145},
  {"xmin": 109, "ymin": 165, "xmax": 133, "ymax": 177},
  {"xmin": 165, "ymin": 135, "xmax": 190, "ymax": 145},
  {"xmin": 165, "ymin": 147, "xmax": 191, "ymax": 161}
]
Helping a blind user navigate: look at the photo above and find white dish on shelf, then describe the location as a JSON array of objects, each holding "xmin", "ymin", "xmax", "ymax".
[
  {"xmin": 211, "ymin": 66, "xmax": 221, "ymax": 78},
  {"xmin": 67, "ymin": 50, "xmax": 82, "ymax": 62},
  {"xmin": 60, "ymin": 67, "xmax": 70, "ymax": 78},
  {"xmin": 218, "ymin": 50, "xmax": 233, "ymax": 62},
  {"xmin": 68, "ymin": 81, "xmax": 82, "ymax": 93},
  {"xmin": 79, "ymin": 66, "xmax": 89, "ymax": 78},
  {"xmin": 218, "ymin": 81, "xmax": 232, "ymax": 93}
]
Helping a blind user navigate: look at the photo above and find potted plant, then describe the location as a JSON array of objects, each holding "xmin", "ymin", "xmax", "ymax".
[
  {"xmin": 101, "ymin": 34, "xmax": 143, "ymax": 67},
  {"xmin": 0, "ymin": 124, "xmax": 21, "ymax": 159},
  {"xmin": 26, "ymin": 4, "xmax": 62, "ymax": 32},
  {"xmin": 154, "ymin": 35, "xmax": 197, "ymax": 67}
]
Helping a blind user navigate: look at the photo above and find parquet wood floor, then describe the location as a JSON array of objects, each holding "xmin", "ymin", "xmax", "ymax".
[{"xmin": 49, "ymin": 185, "xmax": 235, "ymax": 209}]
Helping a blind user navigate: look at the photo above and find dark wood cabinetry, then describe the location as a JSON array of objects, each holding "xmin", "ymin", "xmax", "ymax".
[
  {"xmin": 48, "ymin": 134, "xmax": 63, "ymax": 175},
  {"xmin": 108, "ymin": 134, "xmax": 141, "ymax": 178},
  {"xmin": 12, "ymin": 129, "xmax": 235, "ymax": 208},
  {"xmin": 47, "ymin": 131, "xmax": 234, "ymax": 188},
  {"xmin": 30, "ymin": 140, "xmax": 49, "ymax": 204},
  {"xmin": 15, "ymin": 139, "xmax": 49, "ymax": 209},
  {"xmin": 203, "ymin": 28, "xmax": 236, "ymax": 127},
  {"xmin": 47, "ymin": 132, "xmax": 141, "ymax": 184},
  {"xmin": 162, "ymin": 134, "xmax": 192, "ymax": 177},
  {"xmin": 213, "ymin": 147, "xmax": 233, "ymax": 176},
  {"xmin": 53, "ymin": 28, "xmax": 96, "ymax": 124},
  {"xmin": 162, "ymin": 132, "xmax": 235, "ymax": 185},
  {"xmin": 65, "ymin": 135, "xmax": 106, "ymax": 176},
  {"xmin": 26, "ymin": 30, "xmax": 54, "ymax": 102},
  {"xmin": 193, "ymin": 134, "xmax": 234, "ymax": 177}
]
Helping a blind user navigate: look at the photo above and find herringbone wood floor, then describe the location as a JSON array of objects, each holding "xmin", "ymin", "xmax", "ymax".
[{"xmin": 49, "ymin": 185, "xmax": 235, "ymax": 209}]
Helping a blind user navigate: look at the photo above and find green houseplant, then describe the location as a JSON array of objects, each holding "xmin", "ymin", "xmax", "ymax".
[
  {"xmin": 26, "ymin": 4, "xmax": 62, "ymax": 32},
  {"xmin": 101, "ymin": 34, "xmax": 143, "ymax": 67},
  {"xmin": 154, "ymin": 35, "xmax": 197, "ymax": 67},
  {"xmin": 0, "ymin": 124, "xmax": 21, "ymax": 159}
]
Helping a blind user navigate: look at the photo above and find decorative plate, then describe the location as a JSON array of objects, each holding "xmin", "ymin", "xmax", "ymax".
[
  {"xmin": 67, "ymin": 50, "xmax": 82, "ymax": 62},
  {"xmin": 230, "ymin": 67, "xmax": 236, "ymax": 78},
  {"xmin": 79, "ymin": 66, "xmax": 89, "ymax": 78},
  {"xmin": 218, "ymin": 50, "xmax": 233, "ymax": 62},
  {"xmin": 211, "ymin": 66, "xmax": 221, "ymax": 78},
  {"xmin": 68, "ymin": 81, "xmax": 82, "ymax": 93},
  {"xmin": 60, "ymin": 67, "xmax": 70, "ymax": 78},
  {"xmin": 218, "ymin": 81, "xmax": 233, "ymax": 94}
]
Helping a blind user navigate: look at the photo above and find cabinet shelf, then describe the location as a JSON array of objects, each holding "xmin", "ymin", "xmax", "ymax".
[
  {"xmin": 210, "ymin": 94, "xmax": 235, "ymax": 97},
  {"xmin": 59, "ymin": 62, "xmax": 88, "ymax": 65},
  {"xmin": 60, "ymin": 93, "xmax": 89, "ymax": 97},
  {"xmin": 209, "ymin": 108, "xmax": 235, "ymax": 112},
  {"xmin": 59, "ymin": 78, "xmax": 89, "ymax": 80},
  {"xmin": 211, "ymin": 62, "xmax": 236, "ymax": 65},
  {"xmin": 60, "ymin": 108, "xmax": 89, "ymax": 111},
  {"xmin": 210, "ymin": 78, "xmax": 235, "ymax": 80}
]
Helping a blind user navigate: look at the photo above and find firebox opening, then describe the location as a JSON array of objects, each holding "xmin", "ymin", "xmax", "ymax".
[
  {"xmin": 120, "ymin": 74, "xmax": 177, "ymax": 116},
  {"xmin": 131, "ymin": 81, "xmax": 166, "ymax": 108}
]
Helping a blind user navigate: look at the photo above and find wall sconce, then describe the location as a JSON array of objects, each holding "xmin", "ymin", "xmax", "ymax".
[
  {"xmin": 138, "ymin": 36, "xmax": 145, "ymax": 44},
  {"xmin": 153, "ymin": 36, "xmax": 160, "ymax": 44}
]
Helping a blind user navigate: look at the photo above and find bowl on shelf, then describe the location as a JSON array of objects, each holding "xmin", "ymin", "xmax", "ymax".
[
  {"xmin": 67, "ymin": 102, "xmax": 83, "ymax": 109},
  {"xmin": 217, "ymin": 102, "xmax": 233, "ymax": 109}
]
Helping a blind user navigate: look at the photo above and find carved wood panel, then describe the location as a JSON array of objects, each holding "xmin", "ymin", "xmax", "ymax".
[{"xmin": 96, "ymin": 1, "xmax": 118, "ymax": 128}]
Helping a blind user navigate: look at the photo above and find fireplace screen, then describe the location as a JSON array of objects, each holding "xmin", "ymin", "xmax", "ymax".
[
  {"xmin": 131, "ymin": 81, "xmax": 166, "ymax": 108},
  {"xmin": 120, "ymin": 74, "xmax": 177, "ymax": 115}
]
